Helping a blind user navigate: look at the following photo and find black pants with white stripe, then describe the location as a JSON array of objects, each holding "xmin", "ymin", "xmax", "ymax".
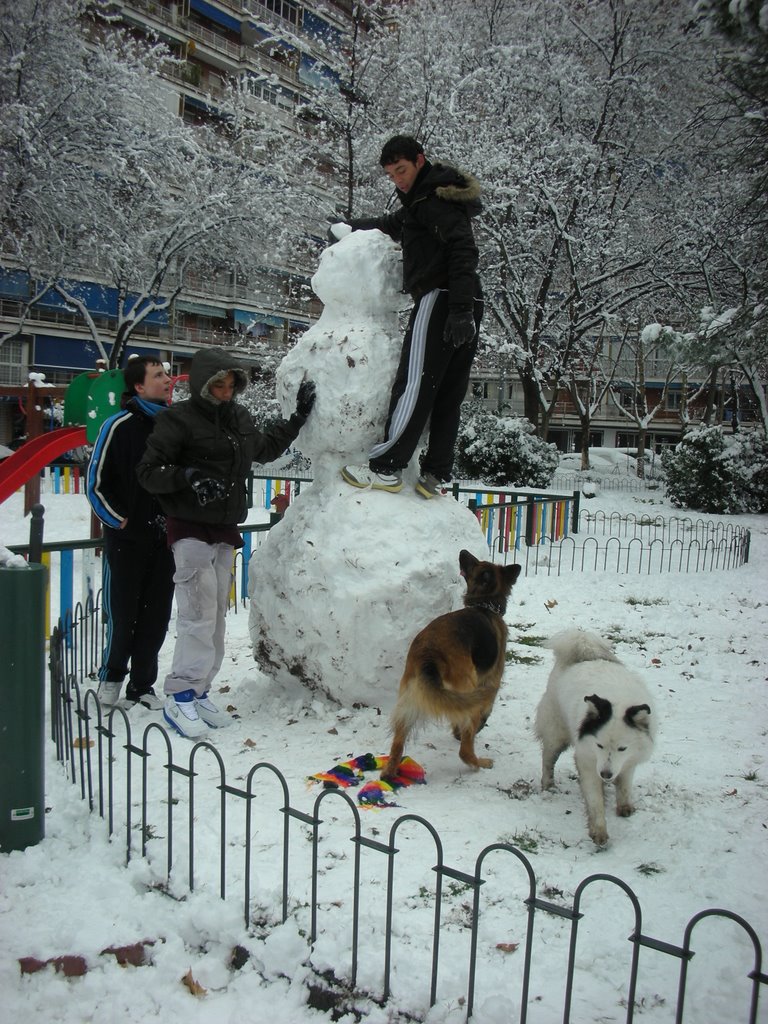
[
  {"xmin": 98, "ymin": 528, "xmax": 175, "ymax": 697},
  {"xmin": 369, "ymin": 288, "xmax": 482, "ymax": 480}
]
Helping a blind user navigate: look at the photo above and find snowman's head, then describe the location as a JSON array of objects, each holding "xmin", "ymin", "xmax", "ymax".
[{"xmin": 311, "ymin": 230, "xmax": 407, "ymax": 316}]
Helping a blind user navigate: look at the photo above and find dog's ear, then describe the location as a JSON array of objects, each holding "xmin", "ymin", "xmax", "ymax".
[
  {"xmin": 504, "ymin": 563, "xmax": 522, "ymax": 586},
  {"xmin": 625, "ymin": 704, "xmax": 652, "ymax": 731},
  {"xmin": 579, "ymin": 694, "xmax": 612, "ymax": 738},
  {"xmin": 459, "ymin": 549, "xmax": 479, "ymax": 576}
]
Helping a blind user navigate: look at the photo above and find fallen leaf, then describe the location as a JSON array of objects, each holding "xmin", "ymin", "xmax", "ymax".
[
  {"xmin": 101, "ymin": 941, "xmax": 154, "ymax": 967},
  {"xmin": 328, "ymin": 727, "xmax": 338, "ymax": 735},
  {"xmin": 651, "ymin": 658, "xmax": 661, "ymax": 665},
  {"xmin": 496, "ymin": 942, "xmax": 520, "ymax": 954},
  {"xmin": 724, "ymin": 788, "xmax": 738, "ymax": 797},
  {"xmin": 73, "ymin": 737, "xmax": 95, "ymax": 749},
  {"xmin": 544, "ymin": 599, "xmax": 558, "ymax": 610},
  {"xmin": 19, "ymin": 955, "xmax": 88, "ymax": 976},
  {"xmin": 243, "ymin": 738, "xmax": 257, "ymax": 748},
  {"xmin": 182, "ymin": 968, "xmax": 207, "ymax": 996},
  {"xmin": 218, "ymin": 685, "xmax": 231, "ymax": 694}
]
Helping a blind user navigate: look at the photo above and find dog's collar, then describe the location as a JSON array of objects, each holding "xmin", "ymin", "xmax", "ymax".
[{"xmin": 466, "ymin": 598, "xmax": 506, "ymax": 615}]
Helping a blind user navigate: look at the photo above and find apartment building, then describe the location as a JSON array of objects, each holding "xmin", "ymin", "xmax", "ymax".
[{"xmin": 0, "ymin": 0, "xmax": 358, "ymax": 399}]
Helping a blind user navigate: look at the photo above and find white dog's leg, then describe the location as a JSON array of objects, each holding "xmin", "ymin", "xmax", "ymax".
[
  {"xmin": 575, "ymin": 750, "xmax": 608, "ymax": 846},
  {"xmin": 541, "ymin": 743, "xmax": 566, "ymax": 790},
  {"xmin": 615, "ymin": 765, "xmax": 636, "ymax": 817}
]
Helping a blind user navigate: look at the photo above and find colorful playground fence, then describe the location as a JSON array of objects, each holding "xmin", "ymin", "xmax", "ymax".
[{"xmin": 453, "ymin": 486, "xmax": 580, "ymax": 552}]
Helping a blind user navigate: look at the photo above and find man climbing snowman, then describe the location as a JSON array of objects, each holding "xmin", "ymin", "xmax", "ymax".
[{"xmin": 331, "ymin": 135, "xmax": 483, "ymax": 500}]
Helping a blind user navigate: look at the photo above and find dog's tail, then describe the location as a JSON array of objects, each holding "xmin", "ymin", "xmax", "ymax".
[
  {"xmin": 545, "ymin": 629, "xmax": 620, "ymax": 669},
  {"xmin": 413, "ymin": 660, "xmax": 495, "ymax": 716}
]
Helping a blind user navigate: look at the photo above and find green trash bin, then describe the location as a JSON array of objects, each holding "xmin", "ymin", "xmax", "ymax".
[{"xmin": 0, "ymin": 562, "xmax": 47, "ymax": 852}]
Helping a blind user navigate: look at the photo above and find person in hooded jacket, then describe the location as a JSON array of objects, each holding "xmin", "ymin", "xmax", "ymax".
[
  {"xmin": 334, "ymin": 135, "xmax": 484, "ymax": 499},
  {"xmin": 137, "ymin": 347, "xmax": 315, "ymax": 738},
  {"xmin": 86, "ymin": 355, "xmax": 175, "ymax": 711}
]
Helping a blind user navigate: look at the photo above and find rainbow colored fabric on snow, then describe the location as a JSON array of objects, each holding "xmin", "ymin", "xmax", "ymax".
[{"xmin": 308, "ymin": 753, "xmax": 426, "ymax": 808}]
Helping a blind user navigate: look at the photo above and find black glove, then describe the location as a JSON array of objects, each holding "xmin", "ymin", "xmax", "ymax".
[
  {"xmin": 185, "ymin": 468, "xmax": 227, "ymax": 506},
  {"xmin": 295, "ymin": 380, "xmax": 316, "ymax": 419},
  {"xmin": 444, "ymin": 310, "xmax": 477, "ymax": 348}
]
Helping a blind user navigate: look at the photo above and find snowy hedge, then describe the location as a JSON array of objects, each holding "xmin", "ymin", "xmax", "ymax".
[
  {"xmin": 661, "ymin": 426, "xmax": 768, "ymax": 513},
  {"xmin": 455, "ymin": 410, "xmax": 559, "ymax": 487}
]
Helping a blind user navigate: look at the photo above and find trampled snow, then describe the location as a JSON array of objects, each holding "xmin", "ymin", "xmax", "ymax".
[{"xmin": 0, "ymin": 229, "xmax": 766, "ymax": 1023}]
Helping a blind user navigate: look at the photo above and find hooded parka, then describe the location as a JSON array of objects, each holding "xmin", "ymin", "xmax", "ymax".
[{"xmin": 137, "ymin": 347, "xmax": 304, "ymax": 525}]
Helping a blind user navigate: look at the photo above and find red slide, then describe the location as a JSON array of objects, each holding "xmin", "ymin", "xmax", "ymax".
[{"xmin": 0, "ymin": 426, "xmax": 88, "ymax": 504}]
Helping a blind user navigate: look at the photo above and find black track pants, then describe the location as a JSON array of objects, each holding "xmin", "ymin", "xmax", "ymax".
[
  {"xmin": 369, "ymin": 289, "xmax": 482, "ymax": 480},
  {"xmin": 98, "ymin": 529, "xmax": 175, "ymax": 696}
]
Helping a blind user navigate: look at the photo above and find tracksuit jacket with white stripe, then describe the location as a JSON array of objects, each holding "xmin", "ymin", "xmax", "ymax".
[
  {"xmin": 350, "ymin": 160, "xmax": 484, "ymax": 480},
  {"xmin": 86, "ymin": 397, "xmax": 175, "ymax": 698}
]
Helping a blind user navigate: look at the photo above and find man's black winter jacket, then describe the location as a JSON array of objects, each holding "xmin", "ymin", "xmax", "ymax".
[{"xmin": 350, "ymin": 160, "xmax": 482, "ymax": 312}]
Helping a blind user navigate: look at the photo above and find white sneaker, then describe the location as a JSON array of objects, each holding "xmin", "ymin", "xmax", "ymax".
[
  {"xmin": 341, "ymin": 464, "xmax": 403, "ymax": 492},
  {"xmin": 97, "ymin": 681, "xmax": 122, "ymax": 707},
  {"xmin": 195, "ymin": 692, "xmax": 233, "ymax": 729},
  {"xmin": 341, "ymin": 464, "xmax": 372, "ymax": 488},
  {"xmin": 126, "ymin": 688, "xmax": 164, "ymax": 711},
  {"xmin": 163, "ymin": 689, "xmax": 209, "ymax": 739},
  {"xmin": 372, "ymin": 469, "xmax": 403, "ymax": 493}
]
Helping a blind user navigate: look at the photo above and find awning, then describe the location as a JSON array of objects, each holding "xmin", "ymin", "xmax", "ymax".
[
  {"xmin": 190, "ymin": 0, "xmax": 241, "ymax": 33},
  {"xmin": 33, "ymin": 335, "xmax": 104, "ymax": 371},
  {"xmin": 176, "ymin": 300, "xmax": 228, "ymax": 319}
]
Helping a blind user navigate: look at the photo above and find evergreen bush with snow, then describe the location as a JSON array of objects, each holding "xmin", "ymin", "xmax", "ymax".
[
  {"xmin": 661, "ymin": 426, "xmax": 768, "ymax": 513},
  {"xmin": 455, "ymin": 409, "xmax": 559, "ymax": 487}
]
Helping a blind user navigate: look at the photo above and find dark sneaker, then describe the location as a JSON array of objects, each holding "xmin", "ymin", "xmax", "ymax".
[{"xmin": 415, "ymin": 473, "xmax": 447, "ymax": 499}]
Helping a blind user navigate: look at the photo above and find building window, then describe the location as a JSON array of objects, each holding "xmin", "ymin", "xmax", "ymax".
[
  {"xmin": 259, "ymin": 0, "xmax": 301, "ymax": 27},
  {"xmin": 0, "ymin": 338, "xmax": 24, "ymax": 385},
  {"xmin": 471, "ymin": 380, "xmax": 490, "ymax": 400},
  {"xmin": 666, "ymin": 391, "xmax": 682, "ymax": 411}
]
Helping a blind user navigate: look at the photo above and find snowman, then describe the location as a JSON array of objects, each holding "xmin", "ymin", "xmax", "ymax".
[{"xmin": 248, "ymin": 230, "xmax": 488, "ymax": 709}]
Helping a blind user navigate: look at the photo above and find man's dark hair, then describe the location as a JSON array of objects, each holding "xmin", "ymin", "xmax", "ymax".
[
  {"xmin": 121, "ymin": 355, "xmax": 163, "ymax": 406},
  {"xmin": 379, "ymin": 135, "xmax": 424, "ymax": 167}
]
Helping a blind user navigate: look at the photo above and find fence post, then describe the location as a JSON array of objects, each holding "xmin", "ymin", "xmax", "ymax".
[
  {"xmin": 29, "ymin": 503, "xmax": 45, "ymax": 563},
  {"xmin": 0, "ymin": 560, "xmax": 47, "ymax": 851},
  {"xmin": 525, "ymin": 495, "xmax": 536, "ymax": 546},
  {"xmin": 571, "ymin": 489, "xmax": 580, "ymax": 534}
]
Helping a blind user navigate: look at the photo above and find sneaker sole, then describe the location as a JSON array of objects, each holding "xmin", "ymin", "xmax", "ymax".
[
  {"xmin": 371, "ymin": 480, "xmax": 403, "ymax": 493},
  {"xmin": 414, "ymin": 482, "xmax": 438, "ymax": 499}
]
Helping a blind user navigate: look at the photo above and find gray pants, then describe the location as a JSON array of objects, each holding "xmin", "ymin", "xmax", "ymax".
[{"xmin": 164, "ymin": 538, "xmax": 234, "ymax": 697}]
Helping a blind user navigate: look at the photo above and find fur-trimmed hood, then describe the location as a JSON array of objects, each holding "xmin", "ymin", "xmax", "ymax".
[
  {"xmin": 403, "ymin": 160, "xmax": 483, "ymax": 218},
  {"xmin": 189, "ymin": 347, "xmax": 249, "ymax": 406}
]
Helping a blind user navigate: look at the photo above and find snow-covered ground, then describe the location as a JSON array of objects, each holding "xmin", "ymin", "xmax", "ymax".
[{"xmin": 0, "ymin": 480, "xmax": 766, "ymax": 1024}]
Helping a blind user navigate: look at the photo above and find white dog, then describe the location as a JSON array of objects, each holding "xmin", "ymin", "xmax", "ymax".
[{"xmin": 534, "ymin": 629, "xmax": 656, "ymax": 846}]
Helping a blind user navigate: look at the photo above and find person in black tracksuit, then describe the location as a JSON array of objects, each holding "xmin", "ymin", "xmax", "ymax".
[
  {"xmin": 337, "ymin": 134, "xmax": 483, "ymax": 498},
  {"xmin": 86, "ymin": 356, "xmax": 175, "ymax": 709}
]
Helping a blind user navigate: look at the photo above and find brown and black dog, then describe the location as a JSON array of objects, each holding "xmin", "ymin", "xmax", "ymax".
[{"xmin": 381, "ymin": 549, "xmax": 522, "ymax": 782}]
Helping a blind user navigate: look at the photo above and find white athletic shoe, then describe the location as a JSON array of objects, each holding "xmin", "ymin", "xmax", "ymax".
[
  {"xmin": 195, "ymin": 692, "xmax": 233, "ymax": 729},
  {"xmin": 97, "ymin": 681, "xmax": 122, "ymax": 707},
  {"xmin": 341, "ymin": 465, "xmax": 403, "ymax": 492},
  {"xmin": 126, "ymin": 688, "xmax": 164, "ymax": 711},
  {"xmin": 163, "ymin": 689, "xmax": 209, "ymax": 739}
]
